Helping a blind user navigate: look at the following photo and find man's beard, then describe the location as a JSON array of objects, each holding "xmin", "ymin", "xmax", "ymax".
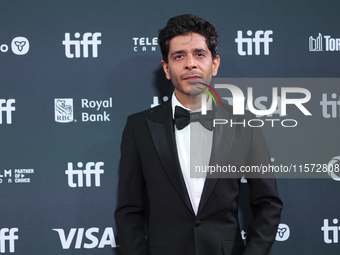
[{"xmin": 170, "ymin": 71, "xmax": 212, "ymax": 97}]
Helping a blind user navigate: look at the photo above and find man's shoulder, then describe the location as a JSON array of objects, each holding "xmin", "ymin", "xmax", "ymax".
[{"xmin": 127, "ymin": 100, "xmax": 171, "ymax": 122}]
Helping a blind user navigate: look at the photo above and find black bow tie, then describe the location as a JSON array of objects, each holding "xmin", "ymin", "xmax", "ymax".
[{"xmin": 174, "ymin": 106, "xmax": 214, "ymax": 131}]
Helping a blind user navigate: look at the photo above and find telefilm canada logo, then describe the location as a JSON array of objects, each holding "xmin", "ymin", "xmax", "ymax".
[
  {"xmin": 309, "ymin": 33, "xmax": 340, "ymax": 52},
  {"xmin": 133, "ymin": 36, "xmax": 158, "ymax": 52},
  {"xmin": 0, "ymin": 37, "xmax": 29, "ymax": 55},
  {"xmin": 0, "ymin": 168, "xmax": 35, "ymax": 184},
  {"xmin": 198, "ymin": 82, "xmax": 312, "ymax": 128}
]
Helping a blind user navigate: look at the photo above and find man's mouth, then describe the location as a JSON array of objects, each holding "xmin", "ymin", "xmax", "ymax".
[{"xmin": 183, "ymin": 75, "xmax": 202, "ymax": 83}]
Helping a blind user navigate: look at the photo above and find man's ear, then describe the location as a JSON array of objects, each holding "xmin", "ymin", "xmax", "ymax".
[
  {"xmin": 161, "ymin": 60, "xmax": 171, "ymax": 80},
  {"xmin": 212, "ymin": 55, "xmax": 221, "ymax": 77}
]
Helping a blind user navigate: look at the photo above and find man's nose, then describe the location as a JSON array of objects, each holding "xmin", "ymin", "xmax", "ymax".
[{"xmin": 185, "ymin": 54, "xmax": 197, "ymax": 70}]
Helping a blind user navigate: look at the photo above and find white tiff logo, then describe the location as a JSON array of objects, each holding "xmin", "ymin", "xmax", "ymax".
[
  {"xmin": 65, "ymin": 162, "xmax": 104, "ymax": 187},
  {"xmin": 322, "ymin": 218, "xmax": 340, "ymax": 243},
  {"xmin": 0, "ymin": 99, "xmax": 15, "ymax": 124},
  {"xmin": 235, "ymin": 30, "xmax": 273, "ymax": 56},
  {"xmin": 62, "ymin": 32, "xmax": 101, "ymax": 58},
  {"xmin": 0, "ymin": 228, "xmax": 18, "ymax": 253}
]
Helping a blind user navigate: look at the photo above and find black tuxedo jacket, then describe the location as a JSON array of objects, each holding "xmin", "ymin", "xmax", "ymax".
[{"xmin": 115, "ymin": 100, "xmax": 283, "ymax": 255}]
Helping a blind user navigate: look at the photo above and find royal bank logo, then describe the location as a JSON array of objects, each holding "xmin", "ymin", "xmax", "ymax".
[
  {"xmin": 309, "ymin": 33, "xmax": 340, "ymax": 52},
  {"xmin": 55, "ymin": 98, "xmax": 73, "ymax": 123}
]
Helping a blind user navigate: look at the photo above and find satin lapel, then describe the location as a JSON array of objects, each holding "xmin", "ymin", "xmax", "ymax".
[
  {"xmin": 146, "ymin": 102, "xmax": 194, "ymax": 215},
  {"xmin": 197, "ymin": 104, "xmax": 237, "ymax": 215}
]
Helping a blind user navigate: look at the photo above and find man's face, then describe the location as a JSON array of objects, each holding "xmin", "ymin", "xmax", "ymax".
[{"xmin": 161, "ymin": 33, "xmax": 220, "ymax": 99}]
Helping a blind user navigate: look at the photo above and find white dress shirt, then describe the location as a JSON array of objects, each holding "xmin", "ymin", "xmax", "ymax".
[{"xmin": 172, "ymin": 93, "xmax": 213, "ymax": 215}]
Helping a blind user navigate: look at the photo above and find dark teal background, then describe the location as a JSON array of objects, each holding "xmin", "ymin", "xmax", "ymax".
[{"xmin": 1, "ymin": 0, "xmax": 339, "ymax": 254}]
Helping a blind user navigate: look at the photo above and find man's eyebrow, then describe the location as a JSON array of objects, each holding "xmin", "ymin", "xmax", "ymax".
[
  {"xmin": 170, "ymin": 48, "xmax": 207, "ymax": 56},
  {"xmin": 194, "ymin": 48, "xmax": 207, "ymax": 53},
  {"xmin": 170, "ymin": 50, "xmax": 185, "ymax": 56}
]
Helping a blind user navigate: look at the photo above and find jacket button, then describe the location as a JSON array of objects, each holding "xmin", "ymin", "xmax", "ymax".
[{"xmin": 195, "ymin": 220, "xmax": 201, "ymax": 227}]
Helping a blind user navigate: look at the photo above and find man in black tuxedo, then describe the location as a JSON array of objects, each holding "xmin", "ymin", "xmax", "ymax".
[{"xmin": 115, "ymin": 14, "xmax": 283, "ymax": 255}]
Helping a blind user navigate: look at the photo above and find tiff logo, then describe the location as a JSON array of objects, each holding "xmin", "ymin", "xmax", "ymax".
[
  {"xmin": 321, "ymin": 218, "xmax": 340, "ymax": 244},
  {"xmin": 0, "ymin": 99, "xmax": 15, "ymax": 124},
  {"xmin": 62, "ymin": 32, "xmax": 101, "ymax": 58},
  {"xmin": 235, "ymin": 30, "xmax": 273, "ymax": 56},
  {"xmin": 320, "ymin": 93, "xmax": 340, "ymax": 118},
  {"xmin": 65, "ymin": 162, "xmax": 104, "ymax": 187},
  {"xmin": 0, "ymin": 228, "xmax": 18, "ymax": 253}
]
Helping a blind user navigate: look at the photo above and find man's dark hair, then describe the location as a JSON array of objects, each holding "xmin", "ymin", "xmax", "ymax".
[{"xmin": 158, "ymin": 14, "xmax": 219, "ymax": 63}]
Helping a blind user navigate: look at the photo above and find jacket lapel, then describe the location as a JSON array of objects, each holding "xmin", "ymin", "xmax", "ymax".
[
  {"xmin": 146, "ymin": 101, "xmax": 194, "ymax": 214},
  {"xmin": 197, "ymin": 104, "xmax": 237, "ymax": 215}
]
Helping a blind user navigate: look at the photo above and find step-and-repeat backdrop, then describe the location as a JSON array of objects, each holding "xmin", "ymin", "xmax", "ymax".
[{"xmin": 1, "ymin": 0, "xmax": 339, "ymax": 254}]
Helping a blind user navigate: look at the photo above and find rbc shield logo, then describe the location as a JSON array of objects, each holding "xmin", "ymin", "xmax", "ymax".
[{"xmin": 55, "ymin": 99, "xmax": 73, "ymax": 123}]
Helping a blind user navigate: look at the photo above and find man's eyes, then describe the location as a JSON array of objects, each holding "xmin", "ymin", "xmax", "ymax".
[
  {"xmin": 196, "ymin": 53, "xmax": 205, "ymax": 57},
  {"xmin": 173, "ymin": 53, "xmax": 205, "ymax": 60}
]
